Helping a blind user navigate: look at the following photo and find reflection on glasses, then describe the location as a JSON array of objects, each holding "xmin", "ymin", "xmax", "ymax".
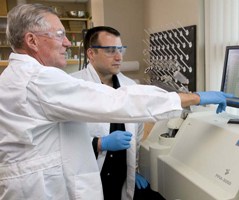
[
  {"xmin": 33, "ymin": 29, "xmax": 66, "ymax": 41},
  {"xmin": 91, "ymin": 46, "xmax": 127, "ymax": 57}
]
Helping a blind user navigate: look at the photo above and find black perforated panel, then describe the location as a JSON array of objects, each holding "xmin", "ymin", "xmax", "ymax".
[{"xmin": 144, "ymin": 25, "xmax": 196, "ymax": 92}]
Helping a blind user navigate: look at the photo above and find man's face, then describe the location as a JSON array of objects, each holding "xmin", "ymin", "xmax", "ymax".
[
  {"xmin": 34, "ymin": 13, "xmax": 71, "ymax": 68},
  {"xmin": 89, "ymin": 31, "xmax": 124, "ymax": 76}
]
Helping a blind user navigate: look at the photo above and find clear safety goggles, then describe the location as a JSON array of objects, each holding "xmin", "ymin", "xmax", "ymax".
[
  {"xmin": 90, "ymin": 46, "xmax": 127, "ymax": 57},
  {"xmin": 33, "ymin": 29, "xmax": 66, "ymax": 42}
]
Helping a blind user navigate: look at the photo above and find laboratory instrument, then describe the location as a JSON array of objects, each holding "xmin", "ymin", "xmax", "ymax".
[{"xmin": 139, "ymin": 45, "xmax": 239, "ymax": 200}]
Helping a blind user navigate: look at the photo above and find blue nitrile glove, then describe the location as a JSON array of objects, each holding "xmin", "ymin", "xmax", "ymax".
[
  {"xmin": 101, "ymin": 130, "xmax": 132, "ymax": 151},
  {"xmin": 196, "ymin": 91, "xmax": 234, "ymax": 114},
  {"xmin": 135, "ymin": 173, "xmax": 149, "ymax": 189}
]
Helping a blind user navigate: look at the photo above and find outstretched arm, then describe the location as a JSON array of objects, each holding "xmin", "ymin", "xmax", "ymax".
[{"xmin": 178, "ymin": 91, "xmax": 234, "ymax": 113}]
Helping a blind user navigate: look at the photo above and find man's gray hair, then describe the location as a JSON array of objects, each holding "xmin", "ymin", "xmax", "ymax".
[{"xmin": 6, "ymin": 4, "xmax": 57, "ymax": 50}]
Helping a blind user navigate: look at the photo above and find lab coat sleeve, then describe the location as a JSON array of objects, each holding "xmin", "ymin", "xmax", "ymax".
[{"xmin": 29, "ymin": 67, "xmax": 182, "ymax": 123}]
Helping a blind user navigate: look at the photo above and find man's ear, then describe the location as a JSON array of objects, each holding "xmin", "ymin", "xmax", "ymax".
[
  {"xmin": 24, "ymin": 32, "xmax": 38, "ymax": 52},
  {"xmin": 87, "ymin": 48, "xmax": 95, "ymax": 60}
]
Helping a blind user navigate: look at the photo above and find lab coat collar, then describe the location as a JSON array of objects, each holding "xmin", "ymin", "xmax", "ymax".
[
  {"xmin": 86, "ymin": 63, "xmax": 123, "ymax": 87},
  {"xmin": 9, "ymin": 53, "xmax": 41, "ymax": 66},
  {"xmin": 86, "ymin": 63, "xmax": 102, "ymax": 84}
]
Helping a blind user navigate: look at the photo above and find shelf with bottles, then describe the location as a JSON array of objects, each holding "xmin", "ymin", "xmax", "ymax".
[
  {"xmin": 66, "ymin": 31, "xmax": 84, "ymax": 61},
  {"xmin": 65, "ymin": 47, "xmax": 84, "ymax": 63}
]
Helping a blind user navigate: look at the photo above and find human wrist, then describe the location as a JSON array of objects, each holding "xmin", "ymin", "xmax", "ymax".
[
  {"xmin": 98, "ymin": 137, "xmax": 102, "ymax": 152},
  {"xmin": 193, "ymin": 92, "xmax": 201, "ymax": 105},
  {"xmin": 178, "ymin": 92, "xmax": 200, "ymax": 107},
  {"xmin": 194, "ymin": 91, "xmax": 207, "ymax": 105}
]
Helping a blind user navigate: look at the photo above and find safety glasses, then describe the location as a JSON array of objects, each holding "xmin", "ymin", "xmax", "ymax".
[
  {"xmin": 90, "ymin": 46, "xmax": 127, "ymax": 57},
  {"xmin": 33, "ymin": 29, "xmax": 66, "ymax": 42}
]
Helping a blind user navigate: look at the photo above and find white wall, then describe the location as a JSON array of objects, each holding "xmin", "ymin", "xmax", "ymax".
[
  {"xmin": 88, "ymin": 0, "xmax": 104, "ymax": 27},
  {"xmin": 102, "ymin": 0, "xmax": 145, "ymax": 82}
]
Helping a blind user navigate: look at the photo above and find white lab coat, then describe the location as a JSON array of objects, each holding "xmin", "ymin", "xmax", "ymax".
[
  {"xmin": 71, "ymin": 64, "xmax": 144, "ymax": 200},
  {"xmin": 0, "ymin": 53, "xmax": 182, "ymax": 200}
]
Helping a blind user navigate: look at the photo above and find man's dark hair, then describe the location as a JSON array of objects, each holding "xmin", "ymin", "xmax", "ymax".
[{"xmin": 84, "ymin": 26, "xmax": 121, "ymax": 52}]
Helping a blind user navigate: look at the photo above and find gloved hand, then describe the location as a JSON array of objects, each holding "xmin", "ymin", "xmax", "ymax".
[
  {"xmin": 135, "ymin": 173, "xmax": 149, "ymax": 189},
  {"xmin": 196, "ymin": 91, "xmax": 234, "ymax": 114},
  {"xmin": 101, "ymin": 130, "xmax": 132, "ymax": 151}
]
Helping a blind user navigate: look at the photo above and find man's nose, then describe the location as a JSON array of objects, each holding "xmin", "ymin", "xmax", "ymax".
[
  {"xmin": 114, "ymin": 50, "xmax": 123, "ymax": 60},
  {"xmin": 63, "ymin": 36, "xmax": 72, "ymax": 47}
]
